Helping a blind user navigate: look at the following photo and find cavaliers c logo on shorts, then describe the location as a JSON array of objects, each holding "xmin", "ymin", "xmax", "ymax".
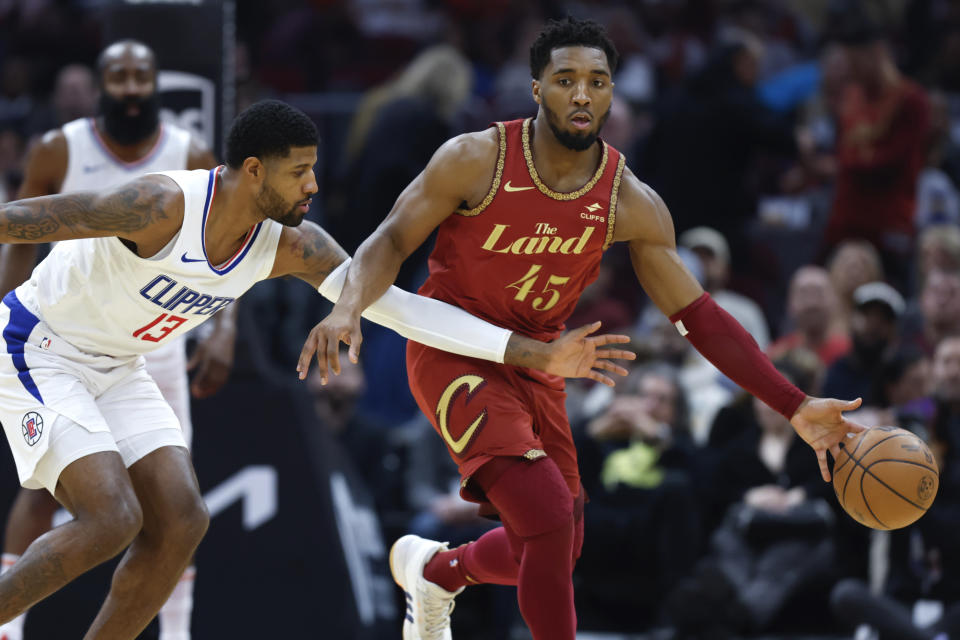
[{"xmin": 436, "ymin": 374, "xmax": 488, "ymax": 456}]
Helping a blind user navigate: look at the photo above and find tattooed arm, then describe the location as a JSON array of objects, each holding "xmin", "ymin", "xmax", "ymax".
[
  {"xmin": 268, "ymin": 220, "xmax": 350, "ymax": 286},
  {"xmin": 0, "ymin": 174, "xmax": 182, "ymax": 246}
]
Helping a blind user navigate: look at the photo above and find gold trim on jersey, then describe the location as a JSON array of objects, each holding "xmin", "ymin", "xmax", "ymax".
[
  {"xmin": 603, "ymin": 154, "xmax": 626, "ymax": 251},
  {"xmin": 521, "ymin": 118, "xmax": 609, "ymax": 201},
  {"xmin": 455, "ymin": 122, "xmax": 506, "ymax": 217}
]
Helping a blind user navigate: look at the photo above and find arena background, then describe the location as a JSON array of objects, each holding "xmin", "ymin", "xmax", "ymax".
[{"xmin": 1, "ymin": 0, "xmax": 960, "ymax": 638}]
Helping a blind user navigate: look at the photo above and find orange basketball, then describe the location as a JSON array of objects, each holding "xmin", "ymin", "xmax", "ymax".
[{"xmin": 833, "ymin": 426, "xmax": 939, "ymax": 530}]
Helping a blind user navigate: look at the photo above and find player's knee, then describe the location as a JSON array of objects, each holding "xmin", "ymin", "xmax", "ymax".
[
  {"xmin": 93, "ymin": 490, "xmax": 144, "ymax": 553},
  {"xmin": 164, "ymin": 491, "xmax": 209, "ymax": 552}
]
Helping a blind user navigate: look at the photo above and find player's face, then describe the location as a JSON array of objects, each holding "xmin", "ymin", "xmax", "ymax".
[
  {"xmin": 257, "ymin": 146, "xmax": 318, "ymax": 227},
  {"xmin": 534, "ymin": 46, "xmax": 613, "ymax": 151},
  {"xmin": 99, "ymin": 43, "xmax": 159, "ymax": 145}
]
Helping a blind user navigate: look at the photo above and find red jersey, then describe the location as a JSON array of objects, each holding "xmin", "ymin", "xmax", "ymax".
[{"xmin": 419, "ymin": 118, "xmax": 626, "ymax": 342}]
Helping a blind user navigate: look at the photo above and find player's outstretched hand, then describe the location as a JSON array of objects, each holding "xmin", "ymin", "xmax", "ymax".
[
  {"xmin": 298, "ymin": 306, "xmax": 363, "ymax": 384},
  {"xmin": 789, "ymin": 396, "xmax": 867, "ymax": 482},
  {"xmin": 543, "ymin": 321, "xmax": 636, "ymax": 387}
]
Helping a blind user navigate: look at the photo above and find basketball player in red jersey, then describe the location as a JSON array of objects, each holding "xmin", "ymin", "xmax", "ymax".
[{"xmin": 310, "ymin": 17, "xmax": 866, "ymax": 640}]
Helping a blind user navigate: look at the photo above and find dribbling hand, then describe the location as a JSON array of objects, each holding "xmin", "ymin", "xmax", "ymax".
[
  {"xmin": 789, "ymin": 396, "xmax": 867, "ymax": 482},
  {"xmin": 297, "ymin": 306, "xmax": 363, "ymax": 384}
]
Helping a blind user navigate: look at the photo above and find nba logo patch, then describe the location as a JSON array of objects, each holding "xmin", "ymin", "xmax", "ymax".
[
  {"xmin": 40, "ymin": 337, "xmax": 52, "ymax": 350},
  {"xmin": 21, "ymin": 412, "xmax": 43, "ymax": 446}
]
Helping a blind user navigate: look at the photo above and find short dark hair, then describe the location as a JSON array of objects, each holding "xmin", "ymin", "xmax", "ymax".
[
  {"xmin": 225, "ymin": 100, "xmax": 318, "ymax": 169},
  {"xmin": 529, "ymin": 16, "xmax": 619, "ymax": 80}
]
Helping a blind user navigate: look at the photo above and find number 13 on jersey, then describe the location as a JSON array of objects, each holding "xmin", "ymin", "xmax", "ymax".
[
  {"xmin": 506, "ymin": 264, "xmax": 570, "ymax": 311},
  {"xmin": 132, "ymin": 313, "xmax": 187, "ymax": 342}
]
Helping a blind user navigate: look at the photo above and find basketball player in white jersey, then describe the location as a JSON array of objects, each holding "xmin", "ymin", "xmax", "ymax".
[
  {"xmin": 0, "ymin": 99, "xmax": 632, "ymax": 639},
  {"xmin": 0, "ymin": 40, "xmax": 228, "ymax": 640}
]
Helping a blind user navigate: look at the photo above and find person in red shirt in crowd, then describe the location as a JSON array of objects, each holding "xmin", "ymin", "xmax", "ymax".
[
  {"xmin": 769, "ymin": 265, "xmax": 852, "ymax": 367},
  {"xmin": 823, "ymin": 22, "xmax": 931, "ymax": 285}
]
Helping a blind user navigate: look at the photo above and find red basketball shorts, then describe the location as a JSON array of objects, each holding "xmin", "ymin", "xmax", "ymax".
[{"xmin": 406, "ymin": 340, "xmax": 581, "ymax": 502}]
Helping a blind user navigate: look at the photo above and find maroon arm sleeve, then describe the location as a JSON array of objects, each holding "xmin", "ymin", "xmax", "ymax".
[{"xmin": 669, "ymin": 293, "xmax": 806, "ymax": 419}]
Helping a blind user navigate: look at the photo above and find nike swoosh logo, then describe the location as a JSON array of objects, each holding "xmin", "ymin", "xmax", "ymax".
[
  {"xmin": 180, "ymin": 252, "xmax": 207, "ymax": 263},
  {"xmin": 503, "ymin": 181, "xmax": 534, "ymax": 192}
]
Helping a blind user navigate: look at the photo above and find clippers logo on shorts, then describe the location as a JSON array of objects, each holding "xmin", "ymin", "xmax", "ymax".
[
  {"xmin": 21, "ymin": 412, "xmax": 43, "ymax": 446},
  {"xmin": 436, "ymin": 374, "xmax": 488, "ymax": 456}
]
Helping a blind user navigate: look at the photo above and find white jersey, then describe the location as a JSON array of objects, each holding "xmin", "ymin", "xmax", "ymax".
[
  {"xmin": 15, "ymin": 167, "xmax": 282, "ymax": 357},
  {"xmin": 60, "ymin": 118, "xmax": 191, "ymax": 193}
]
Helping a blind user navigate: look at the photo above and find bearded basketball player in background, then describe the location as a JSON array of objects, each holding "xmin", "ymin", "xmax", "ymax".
[
  {"xmin": 313, "ymin": 17, "xmax": 867, "ymax": 640},
  {"xmin": 0, "ymin": 40, "xmax": 231, "ymax": 640}
]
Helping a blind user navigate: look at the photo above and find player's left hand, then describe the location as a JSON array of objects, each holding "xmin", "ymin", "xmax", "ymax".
[
  {"xmin": 790, "ymin": 396, "xmax": 867, "ymax": 483},
  {"xmin": 543, "ymin": 321, "xmax": 636, "ymax": 387},
  {"xmin": 187, "ymin": 323, "xmax": 237, "ymax": 398},
  {"xmin": 298, "ymin": 305, "xmax": 363, "ymax": 384}
]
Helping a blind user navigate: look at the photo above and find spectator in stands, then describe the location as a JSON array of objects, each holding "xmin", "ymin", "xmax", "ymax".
[
  {"xmin": 667, "ymin": 351, "xmax": 838, "ymax": 636},
  {"xmin": 575, "ymin": 364, "xmax": 703, "ymax": 631},
  {"xmin": 679, "ymin": 226, "xmax": 771, "ymax": 349},
  {"xmin": 639, "ymin": 31, "xmax": 804, "ymax": 278},
  {"xmin": 24, "ymin": 64, "xmax": 98, "ymax": 137},
  {"xmin": 831, "ymin": 336, "xmax": 960, "ymax": 640},
  {"xmin": 904, "ymin": 268, "xmax": 960, "ymax": 356},
  {"xmin": 306, "ymin": 347, "xmax": 394, "ymax": 516},
  {"xmin": 823, "ymin": 21, "xmax": 931, "ymax": 287},
  {"xmin": 769, "ymin": 265, "xmax": 851, "ymax": 366},
  {"xmin": 915, "ymin": 225, "xmax": 960, "ymax": 295},
  {"xmin": 827, "ymin": 239, "xmax": 885, "ymax": 332},
  {"xmin": 915, "ymin": 89, "xmax": 960, "ymax": 230},
  {"xmin": 870, "ymin": 346, "xmax": 934, "ymax": 436},
  {"xmin": 823, "ymin": 281, "xmax": 905, "ymax": 403}
]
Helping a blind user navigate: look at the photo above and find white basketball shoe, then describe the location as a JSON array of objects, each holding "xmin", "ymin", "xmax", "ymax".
[{"xmin": 390, "ymin": 534, "xmax": 463, "ymax": 640}]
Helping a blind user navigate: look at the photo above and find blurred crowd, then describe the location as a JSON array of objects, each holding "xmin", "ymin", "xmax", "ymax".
[{"xmin": 5, "ymin": 0, "xmax": 960, "ymax": 637}]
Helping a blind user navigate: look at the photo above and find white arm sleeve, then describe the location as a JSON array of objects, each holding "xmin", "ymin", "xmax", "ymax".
[{"xmin": 317, "ymin": 258, "xmax": 512, "ymax": 364}]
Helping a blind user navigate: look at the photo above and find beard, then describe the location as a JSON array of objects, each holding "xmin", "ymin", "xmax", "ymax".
[
  {"xmin": 541, "ymin": 101, "xmax": 611, "ymax": 151},
  {"xmin": 100, "ymin": 91, "xmax": 161, "ymax": 145},
  {"xmin": 256, "ymin": 182, "xmax": 306, "ymax": 227}
]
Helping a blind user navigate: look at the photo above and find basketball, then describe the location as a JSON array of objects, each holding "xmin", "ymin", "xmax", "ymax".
[{"xmin": 833, "ymin": 426, "xmax": 939, "ymax": 530}]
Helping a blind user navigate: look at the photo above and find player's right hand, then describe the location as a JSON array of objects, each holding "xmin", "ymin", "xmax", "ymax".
[{"xmin": 297, "ymin": 306, "xmax": 363, "ymax": 383}]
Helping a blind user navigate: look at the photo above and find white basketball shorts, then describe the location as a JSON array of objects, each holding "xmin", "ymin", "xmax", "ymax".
[
  {"xmin": 0, "ymin": 292, "xmax": 187, "ymax": 494},
  {"xmin": 143, "ymin": 335, "xmax": 193, "ymax": 448}
]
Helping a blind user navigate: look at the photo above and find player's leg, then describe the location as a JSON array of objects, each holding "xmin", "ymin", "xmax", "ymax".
[
  {"xmin": 423, "ymin": 456, "xmax": 578, "ymax": 640},
  {"xmin": 81, "ymin": 358, "xmax": 207, "ymax": 640},
  {"xmin": 144, "ymin": 338, "xmax": 196, "ymax": 640},
  {"xmin": 3, "ymin": 488, "xmax": 60, "ymax": 557},
  {"xmin": 0, "ymin": 444, "xmax": 143, "ymax": 625},
  {"xmin": 0, "ymin": 488, "xmax": 61, "ymax": 640},
  {"xmin": 401, "ymin": 342, "xmax": 576, "ymax": 638},
  {"xmin": 82, "ymin": 444, "xmax": 208, "ymax": 640}
]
